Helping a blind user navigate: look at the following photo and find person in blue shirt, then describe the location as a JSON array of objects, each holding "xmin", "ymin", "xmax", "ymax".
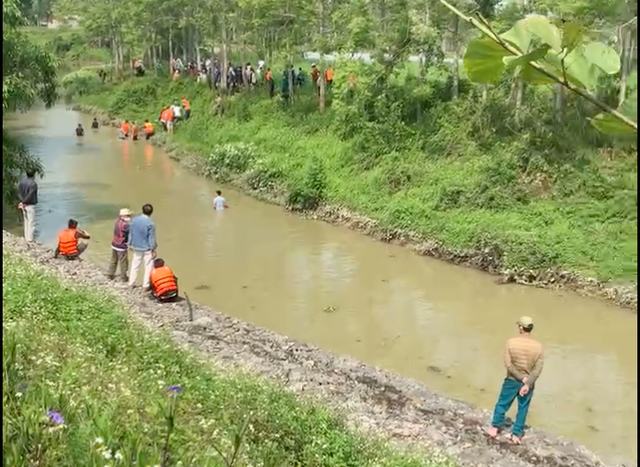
[{"xmin": 127, "ymin": 203, "xmax": 157, "ymax": 290}]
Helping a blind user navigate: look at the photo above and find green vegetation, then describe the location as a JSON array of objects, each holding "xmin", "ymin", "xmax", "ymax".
[
  {"xmin": 3, "ymin": 252, "xmax": 450, "ymax": 466},
  {"xmin": 3, "ymin": 0, "xmax": 58, "ymax": 210},
  {"xmin": 75, "ymin": 72, "xmax": 637, "ymax": 282},
  {"xmin": 46, "ymin": 0, "xmax": 636, "ymax": 282}
]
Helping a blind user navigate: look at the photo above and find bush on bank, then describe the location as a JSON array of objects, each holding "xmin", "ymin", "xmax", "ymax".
[
  {"xmin": 71, "ymin": 74, "xmax": 637, "ymax": 282},
  {"xmin": 2, "ymin": 253, "xmax": 449, "ymax": 467}
]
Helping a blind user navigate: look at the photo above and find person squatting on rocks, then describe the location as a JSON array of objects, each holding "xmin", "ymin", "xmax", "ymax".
[
  {"xmin": 107, "ymin": 208, "xmax": 132, "ymax": 281},
  {"xmin": 128, "ymin": 203, "xmax": 157, "ymax": 290},
  {"xmin": 17, "ymin": 169, "xmax": 38, "ymax": 243},
  {"xmin": 55, "ymin": 219, "xmax": 91, "ymax": 260},
  {"xmin": 149, "ymin": 258, "xmax": 179, "ymax": 302},
  {"xmin": 486, "ymin": 316, "xmax": 544, "ymax": 444}
]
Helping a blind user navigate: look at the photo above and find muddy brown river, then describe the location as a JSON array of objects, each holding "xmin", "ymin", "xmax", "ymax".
[{"xmin": 5, "ymin": 107, "xmax": 637, "ymax": 462}]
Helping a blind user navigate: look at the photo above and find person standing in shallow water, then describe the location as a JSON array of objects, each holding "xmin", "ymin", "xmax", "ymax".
[
  {"xmin": 213, "ymin": 190, "xmax": 229, "ymax": 210},
  {"xmin": 91, "ymin": 118, "xmax": 99, "ymax": 129},
  {"xmin": 486, "ymin": 316, "xmax": 544, "ymax": 444}
]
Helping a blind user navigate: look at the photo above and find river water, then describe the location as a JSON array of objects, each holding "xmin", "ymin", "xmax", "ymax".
[{"xmin": 5, "ymin": 107, "xmax": 637, "ymax": 462}]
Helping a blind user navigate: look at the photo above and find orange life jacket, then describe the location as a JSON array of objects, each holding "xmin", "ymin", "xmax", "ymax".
[
  {"xmin": 121, "ymin": 122, "xmax": 129, "ymax": 135},
  {"xmin": 164, "ymin": 109, "xmax": 174, "ymax": 122},
  {"xmin": 326, "ymin": 68, "xmax": 334, "ymax": 81},
  {"xmin": 181, "ymin": 98, "xmax": 190, "ymax": 110},
  {"xmin": 58, "ymin": 228, "xmax": 78, "ymax": 256},
  {"xmin": 143, "ymin": 122, "xmax": 154, "ymax": 134},
  {"xmin": 265, "ymin": 70, "xmax": 273, "ymax": 81},
  {"xmin": 150, "ymin": 266, "xmax": 178, "ymax": 296}
]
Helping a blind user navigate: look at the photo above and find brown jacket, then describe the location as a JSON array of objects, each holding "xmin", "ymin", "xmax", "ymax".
[{"xmin": 504, "ymin": 335, "xmax": 544, "ymax": 385}]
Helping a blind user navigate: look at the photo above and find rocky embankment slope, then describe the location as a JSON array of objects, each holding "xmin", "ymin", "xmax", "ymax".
[{"xmin": 3, "ymin": 231, "xmax": 633, "ymax": 467}]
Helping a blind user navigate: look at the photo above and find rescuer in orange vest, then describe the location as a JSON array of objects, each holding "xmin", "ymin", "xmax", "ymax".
[
  {"xmin": 149, "ymin": 258, "xmax": 179, "ymax": 302},
  {"xmin": 143, "ymin": 120, "xmax": 155, "ymax": 140},
  {"xmin": 131, "ymin": 121, "xmax": 139, "ymax": 141},
  {"xmin": 181, "ymin": 97, "xmax": 191, "ymax": 120},
  {"xmin": 54, "ymin": 219, "xmax": 91, "ymax": 260},
  {"xmin": 120, "ymin": 120, "xmax": 130, "ymax": 138}
]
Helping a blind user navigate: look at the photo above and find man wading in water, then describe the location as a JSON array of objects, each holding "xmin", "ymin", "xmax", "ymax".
[{"xmin": 486, "ymin": 316, "xmax": 544, "ymax": 444}]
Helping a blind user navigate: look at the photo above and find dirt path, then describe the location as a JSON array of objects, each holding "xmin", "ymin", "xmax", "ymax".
[{"xmin": 2, "ymin": 232, "xmax": 632, "ymax": 467}]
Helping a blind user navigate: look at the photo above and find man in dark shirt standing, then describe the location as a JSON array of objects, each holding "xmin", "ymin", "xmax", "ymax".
[{"xmin": 17, "ymin": 169, "xmax": 38, "ymax": 242}]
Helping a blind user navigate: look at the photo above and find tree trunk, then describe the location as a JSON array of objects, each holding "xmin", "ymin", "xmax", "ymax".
[
  {"xmin": 169, "ymin": 28, "xmax": 174, "ymax": 77},
  {"xmin": 221, "ymin": 19, "xmax": 228, "ymax": 92},
  {"xmin": 195, "ymin": 30, "xmax": 201, "ymax": 69},
  {"xmin": 451, "ymin": 15, "xmax": 459, "ymax": 100},
  {"xmin": 554, "ymin": 82, "xmax": 564, "ymax": 122},
  {"xmin": 618, "ymin": 27, "xmax": 634, "ymax": 107}
]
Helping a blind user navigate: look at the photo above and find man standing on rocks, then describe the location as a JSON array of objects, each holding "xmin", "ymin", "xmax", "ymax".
[
  {"xmin": 486, "ymin": 316, "xmax": 544, "ymax": 444},
  {"xmin": 107, "ymin": 208, "xmax": 132, "ymax": 281},
  {"xmin": 128, "ymin": 204, "xmax": 157, "ymax": 290},
  {"xmin": 17, "ymin": 169, "xmax": 38, "ymax": 243}
]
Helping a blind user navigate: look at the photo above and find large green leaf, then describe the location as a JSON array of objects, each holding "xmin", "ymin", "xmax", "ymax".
[
  {"xmin": 503, "ymin": 45, "xmax": 550, "ymax": 70},
  {"xmin": 501, "ymin": 20, "xmax": 533, "ymax": 54},
  {"xmin": 562, "ymin": 46, "xmax": 600, "ymax": 91},
  {"xmin": 463, "ymin": 38, "xmax": 509, "ymax": 83},
  {"xmin": 523, "ymin": 15, "xmax": 562, "ymax": 53},
  {"xmin": 583, "ymin": 41, "xmax": 621, "ymax": 75},
  {"xmin": 591, "ymin": 91, "xmax": 637, "ymax": 136},
  {"xmin": 559, "ymin": 21, "xmax": 584, "ymax": 55}
]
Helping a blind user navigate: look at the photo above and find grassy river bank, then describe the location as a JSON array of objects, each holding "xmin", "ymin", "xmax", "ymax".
[
  {"xmin": 3, "ymin": 231, "xmax": 623, "ymax": 467},
  {"xmin": 2, "ymin": 242, "xmax": 447, "ymax": 467},
  {"xmin": 70, "ymin": 76, "xmax": 637, "ymax": 309}
]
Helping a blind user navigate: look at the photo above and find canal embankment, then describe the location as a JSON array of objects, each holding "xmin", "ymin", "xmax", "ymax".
[{"xmin": 3, "ymin": 231, "xmax": 631, "ymax": 467}]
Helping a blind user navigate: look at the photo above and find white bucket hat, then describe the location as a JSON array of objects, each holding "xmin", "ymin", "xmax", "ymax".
[{"xmin": 119, "ymin": 208, "xmax": 133, "ymax": 217}]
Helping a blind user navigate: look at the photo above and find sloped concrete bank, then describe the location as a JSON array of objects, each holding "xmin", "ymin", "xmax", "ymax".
[
  {"xmin": 3, "ymin": 232, "xmax": 632, "ymax": 467},
  {"xmin": 71, "ymin": 104, "xmax": 637, "ymax": 311}
]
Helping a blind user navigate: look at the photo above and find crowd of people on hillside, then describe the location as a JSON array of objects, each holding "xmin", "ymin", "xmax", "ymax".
[{"xmin": 167, "ymin": 57, "xmax": 335, "ymax": 99}]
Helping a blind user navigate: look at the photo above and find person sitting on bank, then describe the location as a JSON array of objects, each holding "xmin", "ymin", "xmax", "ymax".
[
  {"xmin": 75, "ymin": 124, "xmax": 84, "ymax": 137},
  {"xmin": 149, "ymin": 258, "xmax": 179, "ymax": 302},
  {"xmin": 91, "ymin": 118, "xmax": 99, "ymax": 129},
  {"xmin": 54, "ymin": 219, "xmax": 91, "ymax": 260}
]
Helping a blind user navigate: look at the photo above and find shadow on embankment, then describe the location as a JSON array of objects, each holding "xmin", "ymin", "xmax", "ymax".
[{"xmin": 2, "ymin": 231, "xmax": 633, "ymax": 467}]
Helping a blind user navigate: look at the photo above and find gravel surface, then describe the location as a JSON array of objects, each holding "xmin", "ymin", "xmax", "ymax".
[{"xmin": 3, "ymin": 231, "xmax": 633, "ymax": 467}]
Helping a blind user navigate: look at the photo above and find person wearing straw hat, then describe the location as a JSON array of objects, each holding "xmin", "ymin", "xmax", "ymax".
[
  {"xmin": 486, "ymin": 316, "xmax": 545, "ymax": 444},
  {"xmin": 107, "ymin": 208, "xmax": 133, "ymax": 281}
]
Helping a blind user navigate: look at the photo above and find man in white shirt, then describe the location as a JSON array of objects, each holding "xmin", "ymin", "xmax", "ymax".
[
  {"xmin": 171, "ymin": 102, "xmax": 182, "ymax": 121},
  {"xmin": 213, "ymin": 190, "xmax": 229, "ymax": 210}
]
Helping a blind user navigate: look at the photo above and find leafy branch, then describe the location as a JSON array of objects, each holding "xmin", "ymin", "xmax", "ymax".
[{"xmin": 438, "ymin": 0, "xmax": 637, "ymax": 136}]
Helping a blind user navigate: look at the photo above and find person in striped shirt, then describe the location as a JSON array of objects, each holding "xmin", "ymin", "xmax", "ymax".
[{"xmin": 486, "ymin": 316, "xmax": 544, "ymax": 444}]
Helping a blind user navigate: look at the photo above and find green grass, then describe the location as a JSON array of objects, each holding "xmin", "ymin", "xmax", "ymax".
[
  {"xmin": 73, "ymin": 75, "xmax": 637, "ymax": 282},
  {"xmin": 2, "ymin": 253, "xmax": 452, "ymax": 467}
]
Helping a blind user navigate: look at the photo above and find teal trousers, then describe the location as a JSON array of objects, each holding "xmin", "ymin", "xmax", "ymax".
[{"xmin": 490, "ymin": 378, "xmax": 534, "ymax": 436}]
